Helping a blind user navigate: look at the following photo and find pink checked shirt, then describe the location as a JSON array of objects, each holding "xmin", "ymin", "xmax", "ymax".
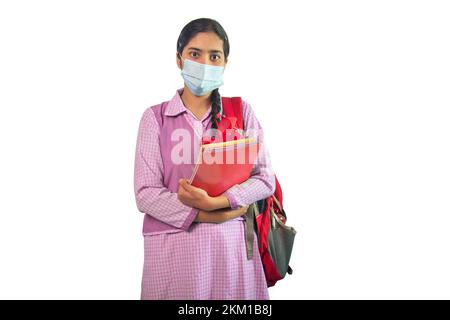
[{"xmin": 134, "ymin": 88, "xmax": 275, "ymax": 235}]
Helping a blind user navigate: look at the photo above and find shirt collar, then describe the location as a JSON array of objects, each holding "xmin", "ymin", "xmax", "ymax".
[{"xmin": 164, "ymin": 88, "xmax": 223, "ymax": 119}]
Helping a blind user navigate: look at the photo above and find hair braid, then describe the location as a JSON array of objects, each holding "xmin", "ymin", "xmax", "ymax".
[{"xmin": 210, "ymin": 88, "xmax": 222, "ymax": 129}]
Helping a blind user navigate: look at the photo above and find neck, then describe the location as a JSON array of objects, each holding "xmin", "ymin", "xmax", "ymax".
[{"xmin": 180, "ymin": 85, "xmax": 212, "ymax": 115}]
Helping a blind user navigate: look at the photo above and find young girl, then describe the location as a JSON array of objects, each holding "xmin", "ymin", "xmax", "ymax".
[{"xmin": 134, "ymin": 18, "xmax": 275, "ymax": 299}]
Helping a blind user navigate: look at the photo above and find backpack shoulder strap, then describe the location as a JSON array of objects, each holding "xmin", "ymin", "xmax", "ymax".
[{"xmin": 221, "ymin": 97, "xmax": 244, "ymax": 130}]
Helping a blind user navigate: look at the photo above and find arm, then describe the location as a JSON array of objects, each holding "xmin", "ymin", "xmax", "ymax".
[
  {"xmin": 223, "ymin": 100, "xmax": 276, "ymax": 209},
  {"xmin": 194, "ymin": 206, "xmax": 249, "ymax": 224},
  {"xmin": 134, "ymin": 109, "xmax": 198, "ymax": 231}
]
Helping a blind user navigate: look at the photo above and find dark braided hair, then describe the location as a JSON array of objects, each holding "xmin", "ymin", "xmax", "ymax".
[{"xmin": 176, "ymin": 18, "xmax": 230, "ymax": 129}]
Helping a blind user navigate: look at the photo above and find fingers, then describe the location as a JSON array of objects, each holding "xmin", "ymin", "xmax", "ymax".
[
  {"xmin": 178, "ymin": 178, "xmax": 186, "ymax": 188},
  {"xmin": 180, "ymin": 178, "xmax": 204, "ymax": 195},
  {"xmin": 178, "ymin": 179, "xmax": 192, "ymax": 196},
  {"xmin": 178, "ymin": 179, "xmax": 187, "ymax": 191},
  {"xmin": 240, "ymin": 205, "xmax": 250, "ymax": 213},
  {"xmin": 177, "ymin": 180, "xmax": 191, "ymax": 200},
  {"xmin": 179, "ymin": 178, "xmax": 193, "ymax": 191}
]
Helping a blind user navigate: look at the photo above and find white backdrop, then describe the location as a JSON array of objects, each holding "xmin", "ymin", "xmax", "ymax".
[{"xmin": 0, "ymin": 0, "xmax": 449, "ymax": 299}]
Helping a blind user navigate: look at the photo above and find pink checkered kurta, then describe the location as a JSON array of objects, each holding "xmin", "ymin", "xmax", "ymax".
[{"xmin": 134, "ymin": 88, "xmax": 276, "ymax": 300}]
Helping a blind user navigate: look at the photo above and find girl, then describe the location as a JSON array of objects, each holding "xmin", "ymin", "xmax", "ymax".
[{"xmin": 134, "ymin": 18, "xmax": 275, "ymax": 299}]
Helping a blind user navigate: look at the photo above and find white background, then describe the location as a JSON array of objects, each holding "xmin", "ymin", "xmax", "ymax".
[{"xmin": 0, "ymin": 0, "xmax": 449, "ymax": 299}]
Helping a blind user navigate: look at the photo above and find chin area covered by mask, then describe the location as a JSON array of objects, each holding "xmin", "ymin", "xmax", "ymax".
[{"xmin": 180, "ymin": 58, "xmax": 224, "ymax": 96}]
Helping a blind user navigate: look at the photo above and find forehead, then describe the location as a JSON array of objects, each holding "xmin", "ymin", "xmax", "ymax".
[{"xmin": 185, "ymin": 32, "xmax": 224, "ymax": 52}]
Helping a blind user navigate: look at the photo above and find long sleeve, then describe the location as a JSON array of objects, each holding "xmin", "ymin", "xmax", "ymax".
[
  {"xmin": 223, "ymin": 100, "xmax": 276, "ymax": 209},
  {"xmin": 134, "ymin": 109, "xmax": 199, "ymax": 231}
]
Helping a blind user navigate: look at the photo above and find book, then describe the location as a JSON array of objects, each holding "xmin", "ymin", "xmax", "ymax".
[{"xmin": 188, "ymin": 137, "xmax": 261, "ymax": 197}]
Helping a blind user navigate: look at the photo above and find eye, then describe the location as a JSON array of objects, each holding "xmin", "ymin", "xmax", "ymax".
[
  {"xmin": 189, "ymin": 51, "xmax": 200, "ymax": 58},
  {"xmin": 210, "ymin": 54, "xmax": 221, "ymax": 62}
]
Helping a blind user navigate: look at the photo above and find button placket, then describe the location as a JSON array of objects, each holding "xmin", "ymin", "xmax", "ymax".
[{"xmin": 194, "ymin": 121, "xmax": 203, "ymax": 140}]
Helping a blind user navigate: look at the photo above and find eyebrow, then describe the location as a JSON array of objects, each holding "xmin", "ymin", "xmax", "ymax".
[{"xmin": 187, "ymin": 47, "xmax": 223, "ymax": 54}]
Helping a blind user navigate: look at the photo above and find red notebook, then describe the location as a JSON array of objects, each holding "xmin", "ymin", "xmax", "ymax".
[{"xmin": 188, "ymin": 138, "xmax": 261, "ymax": 197}]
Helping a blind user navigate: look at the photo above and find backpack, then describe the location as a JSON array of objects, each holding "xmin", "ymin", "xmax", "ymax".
[{"xmin": 218, "ymin": 96, "xmax": 297, "ymax": 287}]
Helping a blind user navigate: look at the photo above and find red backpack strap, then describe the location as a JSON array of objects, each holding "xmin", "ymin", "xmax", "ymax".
[
  {"xmin": 273, "ymin": 175, "xmax": 283, "ymax": 210},
  {"xmin": 221, "ymin": 97, "xmax": 243, "ymax": 130}
]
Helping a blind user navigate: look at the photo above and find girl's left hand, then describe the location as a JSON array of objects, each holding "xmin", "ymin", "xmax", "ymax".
[{"xmin": 177, "ymin": 179, "xmax": 215, "ymax": 211}]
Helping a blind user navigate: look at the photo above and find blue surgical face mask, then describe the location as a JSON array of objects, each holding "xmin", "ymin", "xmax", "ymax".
[{"xmin": 180, "ymin": 57, "xmax": 225, "ymax": 96}]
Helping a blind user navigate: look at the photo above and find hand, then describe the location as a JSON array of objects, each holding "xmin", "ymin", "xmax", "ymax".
[
  {"xmin": 177, "ymin": 179, "xmax": 234, "ymax": 211},
  {"xmin": 177, "ymin": 178, "xmax": 215, "ymax": 211}
]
